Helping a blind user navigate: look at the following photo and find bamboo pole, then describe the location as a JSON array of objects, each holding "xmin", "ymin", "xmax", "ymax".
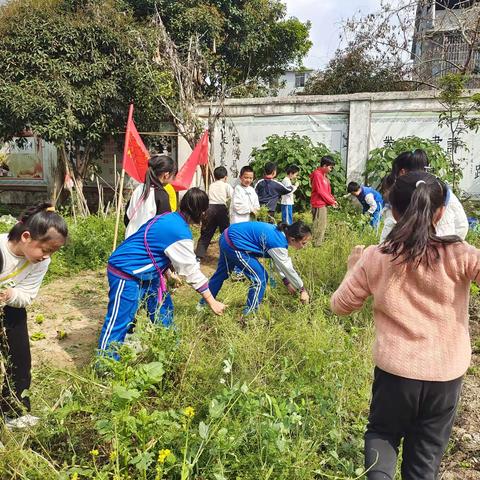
[{"xmin": 112, "ymin": 168, "xmax": 125, "ymax": 251}]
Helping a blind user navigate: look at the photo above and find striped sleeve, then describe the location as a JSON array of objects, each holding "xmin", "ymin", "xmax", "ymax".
[{"xmin": 267, "ymin": 247, "xmax": 304, "ymax": 290}]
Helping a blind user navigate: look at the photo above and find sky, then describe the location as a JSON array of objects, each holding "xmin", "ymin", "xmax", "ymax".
[{"xmin": 284, "ymin": 0, "xmax": 380, "ymax": 70}]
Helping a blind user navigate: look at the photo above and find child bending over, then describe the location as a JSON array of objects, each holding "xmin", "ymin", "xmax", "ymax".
[
  {"xmin": 347, "ymin": 181, "xmax": 384, "ymax": 228},
  {"xmin": 98, "ymin": 188, "xmax": 226, "ymax": 357},
  {"xmin": 202, "ymin": 221, "xmax": 310, "ymax": 321}
]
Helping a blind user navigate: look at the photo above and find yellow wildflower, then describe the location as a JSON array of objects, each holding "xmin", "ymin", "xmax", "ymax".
[
  {"xmin": 158, "ymin": 448, "xmax": 171, "ymax": 464},
  {"xmin": 89, "ymin": 449, "xmax": 99, "ymax": 457},
  {"xmin": 109, "ymin": 450, "xmax": 117, "ymax": 461},
  {"xmin": 70, "ymin": 474, "xmax": 78, "ymax": 480},
  {"xmin": 183, "ymin": 406, "xmax": 195, "ymax": 418}
]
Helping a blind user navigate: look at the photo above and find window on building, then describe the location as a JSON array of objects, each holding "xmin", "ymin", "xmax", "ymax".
[{"xmin": 295, "ymin": 73, "xmax": 306, "ymax": 88}]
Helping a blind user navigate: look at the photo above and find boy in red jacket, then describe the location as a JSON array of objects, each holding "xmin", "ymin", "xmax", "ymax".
[{"xmin": 310, "ymin": 156, "xmax": 337, "ymax": 246}]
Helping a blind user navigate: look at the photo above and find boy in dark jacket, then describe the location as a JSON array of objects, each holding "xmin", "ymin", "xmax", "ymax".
[{"xmin": 255, "ymin": 162, "xmax": 293, "ymax": 223}]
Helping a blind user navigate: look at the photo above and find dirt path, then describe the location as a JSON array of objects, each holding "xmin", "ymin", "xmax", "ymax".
[
  {"xmin": 28, "ymin": 244, "xmax": 220, "ymax": 370},
  {"xmin": 28, "ymin": 270, "xmax": 108, "ymax": 369}
]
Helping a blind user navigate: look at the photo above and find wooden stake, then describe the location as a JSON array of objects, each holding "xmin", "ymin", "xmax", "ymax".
[{"xmin": 112, "ymin": 168, "xmax": 125, "ymax": 251}]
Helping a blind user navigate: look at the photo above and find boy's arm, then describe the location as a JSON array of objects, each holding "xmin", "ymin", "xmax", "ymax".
[
  {"xmin": 274, "ymin": 180, "xmax": 293, "ymax": 196},
  {"xmin": 251, "ymin": 189, "xmax": 260, "ymax": 211},
  {"xmin": 226, "ymin": 184, "xmax": 234, "ymax": 200}
]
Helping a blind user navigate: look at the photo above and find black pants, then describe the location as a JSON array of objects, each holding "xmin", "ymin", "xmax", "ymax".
[
  {"xmin": 365, "ymin": 367, "xmax": 462, "ymax": 480},
  {"xmin": 195, "ymin": 204, "xmax": 229, "ymax": 259},
  {"xmin": 0, "ymin": 306, "xmax": 31, "ymax": 416}
]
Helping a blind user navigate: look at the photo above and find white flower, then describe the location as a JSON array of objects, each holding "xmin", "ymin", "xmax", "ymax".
[{"xmin": 222, "ymin": 359, "xmax": 232, "ymax": 374}]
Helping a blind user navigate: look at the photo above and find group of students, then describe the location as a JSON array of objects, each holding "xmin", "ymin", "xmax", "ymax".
[
  {"xmin": 0, "ymin": 148, "xmax": 478, "ymax": 480},
  {"xmin": 98, "ymin": 157, "xmax": 312, "ymax": 352}
]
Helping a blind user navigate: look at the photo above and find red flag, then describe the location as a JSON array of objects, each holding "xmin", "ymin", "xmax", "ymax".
[
  {"xmin": 122, "ymin": 104, "xmax": 149, "ymax": 183},
  {"xmin": 171, "ymin": 130, "xmax": 209, "ymax": 191}
]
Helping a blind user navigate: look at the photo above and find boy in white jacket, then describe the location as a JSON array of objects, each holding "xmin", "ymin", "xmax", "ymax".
[{"xmin": 230, "ymin": 166, "xmax": 260, "ymax": 224}]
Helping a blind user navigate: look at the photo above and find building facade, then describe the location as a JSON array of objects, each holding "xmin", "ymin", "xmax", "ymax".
[{"xmin": 412, "ymin": 0, "xmax": 480, "ymax": 82}]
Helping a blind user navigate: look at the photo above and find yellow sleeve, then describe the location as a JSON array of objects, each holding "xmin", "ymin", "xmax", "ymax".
[{"xmin": 165, "ymin": 184, "xmax": 178, "ymax": 212}]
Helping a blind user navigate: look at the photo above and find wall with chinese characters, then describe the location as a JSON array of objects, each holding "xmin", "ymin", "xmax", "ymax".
[
  {"xmin": 370, "ymin": 111, "xmax": 480, "ymax": 195},
  {"xmin": 193, "ymin": 91, "xmax": 480, "ymax": 197}
]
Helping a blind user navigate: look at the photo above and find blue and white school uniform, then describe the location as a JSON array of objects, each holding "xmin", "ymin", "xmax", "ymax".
[
  {"xmin": 98, "ymin": 212, "xmax": 208, "ymax": 354},
  {"xmin": 357, "ymin": 186, "xmax": 384, "ymax": 227},
  {"xmin": 207, "ymin": 222, "xmax": 304, "ymax": 315}
]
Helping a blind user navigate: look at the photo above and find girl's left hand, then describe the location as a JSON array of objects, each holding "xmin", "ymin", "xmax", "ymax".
[
  {"xmin": 348, "ymin": 245, "xmax": 365, "ymax": 270},
  {"xmin": 0, "ymin": 287, "xmax": 13, "ymax": 305}
]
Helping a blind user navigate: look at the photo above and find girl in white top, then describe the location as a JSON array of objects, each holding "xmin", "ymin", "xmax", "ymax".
[
  {"xmin": 0, "ymin": 203, "xmax": 67, "ymax": 427},
  {"xmin": 230, "ymin": 166, "xmax": 260, "ymax": 224},
  {"xmin": 380, "ymin": 150, "xmax": 468, "ymax": 242},
  {"xmin": 125, "ymin": 155, "xmax": 177, "ymax": 238}
]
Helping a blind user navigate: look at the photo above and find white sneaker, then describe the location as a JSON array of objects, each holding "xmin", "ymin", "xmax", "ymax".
[
  {"xmin": 5, "ymin": 414, "xmax": 40, "ymax": 429},
  {"xmin": 196, "ymin": 302, "xmax": 206, "ymax": 312}
]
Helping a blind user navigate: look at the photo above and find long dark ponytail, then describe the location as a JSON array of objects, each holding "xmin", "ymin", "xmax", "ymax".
[
  {"xmin": 142, "ymin": 155, "xmax": 177, "ymax": 201},
  {"xmin": 380, "ymin": 171, "xmax": 460, "ymax": 266}
]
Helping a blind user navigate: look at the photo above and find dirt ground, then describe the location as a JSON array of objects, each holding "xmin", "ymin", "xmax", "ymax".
[
  {"xmin": 26, "ymin": 244, "xmax": 480, "ymax": 478},
  {"xmin": 28, "ymin": 242, "xmax": 220, "ymax": 369}
]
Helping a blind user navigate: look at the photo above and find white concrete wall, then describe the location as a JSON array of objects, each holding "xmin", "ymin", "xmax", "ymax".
[{"xmin": 192, "ymin": 90, "xmax": 480, "ymax": 196}]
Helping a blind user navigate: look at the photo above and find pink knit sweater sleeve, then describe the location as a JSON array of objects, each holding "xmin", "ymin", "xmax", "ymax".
[{"xmin": 330, "ymin": 247, "xmax": 373, "ymax": 315}]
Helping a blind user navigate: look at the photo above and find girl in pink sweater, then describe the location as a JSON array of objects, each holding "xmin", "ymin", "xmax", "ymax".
[{"xmin": 331, "ymin": 171, "xmax": 480, "ymax": 480}]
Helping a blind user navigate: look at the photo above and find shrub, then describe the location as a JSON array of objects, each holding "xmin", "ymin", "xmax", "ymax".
[
  {"xmin": 250, "ymin": 134, "xmax": 346, "ymax": 211},
  {"xmin": 46, "ymin": 214, "xmax": 121, "ymax": 280},
  {"xmin": 365, "ymin": 136, "xmax": 453, "ymax": 189}
]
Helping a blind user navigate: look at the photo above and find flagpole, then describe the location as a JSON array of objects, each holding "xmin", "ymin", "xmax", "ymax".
[
  {"xmin": 113, "ymin": 104, "xmax": 134, "ymax": 251},
  {"xmin": 205, "ymin": 130, "xmax": 210, "ymax": 191}
]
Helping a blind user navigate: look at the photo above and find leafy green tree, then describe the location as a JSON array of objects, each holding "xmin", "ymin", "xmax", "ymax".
[
  {"xmin": 0, "ymin": 0, "xmax": 173, "ymax": 213},
  {"xmin": 122, "ymin": 0, "xmax": 312, "ymax": 95},
  {"xmin": 250, "ymin": 134, "xmax": 346, "ymax": 211},
  {"xmin": 302, "ymin": 46, "xmax": 411, "ymax": 96}
]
